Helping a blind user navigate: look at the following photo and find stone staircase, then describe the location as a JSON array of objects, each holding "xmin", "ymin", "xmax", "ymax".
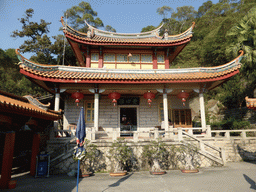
[
  {"xmin": 181, "ymin": 131, "xmax": 225, "ymax": 165},
  {"xmin": 47, "ymin": 137, "xmax": 77, "ymax": 174}
]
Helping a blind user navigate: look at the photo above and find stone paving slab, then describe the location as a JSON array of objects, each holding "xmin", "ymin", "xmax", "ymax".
[{"xmin": 2, "ymin": 161, "xmax": 256, "ymax": 192}]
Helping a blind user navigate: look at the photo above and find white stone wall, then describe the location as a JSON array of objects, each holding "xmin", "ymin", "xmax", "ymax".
[
  {"xmin": 63, "ymin": 95, "xmax": 190, "ymax": 133},
  {"xmin": 63, "ymin": 98, "xmax": 83, "ymax": 130}
]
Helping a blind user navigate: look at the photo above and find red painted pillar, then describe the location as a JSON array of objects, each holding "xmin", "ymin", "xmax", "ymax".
[
  {"xmin": 98, "ymin": 54, "xmax": 103, "ymax": 68},
  {"xmin": 153, "ymin": 54, "xmax": 158, "ymax": 69},
  {"xmin": 30, "ymin": 133, "xmax": 41, "ymax": 176},
  {"xmin": 0, "ymin": 132, "xmax": 15, "ymax": 189},
  {"xmin": 165, "ymin": 55, "xmax": 170, "ymax": 69}
]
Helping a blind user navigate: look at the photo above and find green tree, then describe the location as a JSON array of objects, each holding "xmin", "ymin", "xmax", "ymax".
[
  {"xmin": 64, "ymin": 1, "xmax": 103, "ymax": 32},
  {"xmin": 197, "ymin": 1, "xmax": 213, "ymax": 18},
  {"xmin": 141, "ymin": 25, "xmax": 157, "ymax": 32},
  {"xmin": 11, "ymin": 8, "xmax": 54, "ymax": 64},
  {"xmin": 171, "ymin": 6, "xmax": 197, "ymax": 32},
  {"xmin": 105, "ymin": 25, "xmax": 116, "ymax": 32},
  {"xmin": 51, "ymin": 34, "xmax": 77, "ymax": 66},
  {"xmin": 157, "ymin": 6, "xmax": 173, "ymax": 20},
  {"xmin": 0, "ymin": 49, "xmax": 45, "ymax": 96},
  {"xmin": 226, "ymin": 7, "xmax": 256, "ymax": 78}
]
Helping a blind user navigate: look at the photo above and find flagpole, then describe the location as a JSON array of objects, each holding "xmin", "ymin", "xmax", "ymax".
[{"xmin": 76, "ymin": 159, "xmax": 80, "ymax": 192}]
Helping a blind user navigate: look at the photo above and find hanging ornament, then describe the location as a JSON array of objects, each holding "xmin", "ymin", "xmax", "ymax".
[
  {"xmin": 108, "ymin": 92, "xmax": 121, "ymax": 107},
  {"xmin": 143, "ymin": 91, "xmax": 155, "ymax": 107},
  {"xmin": 71, "ymin": 91, "xmax": 84, "ymax": 106},
  {"xmin": 177, "ymin": 90, "xmax": 189, "ymax": 106}
]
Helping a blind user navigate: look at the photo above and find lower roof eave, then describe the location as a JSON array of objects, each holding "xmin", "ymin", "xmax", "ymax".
[{"xmin": 20, "ymin": 69, "xmax": 239, "ymax": 85}]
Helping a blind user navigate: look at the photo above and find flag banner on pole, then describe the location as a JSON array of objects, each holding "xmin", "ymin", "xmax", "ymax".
[{"xmin": 74, "ymin": 107, "xmax": 86, "ymax": 160}]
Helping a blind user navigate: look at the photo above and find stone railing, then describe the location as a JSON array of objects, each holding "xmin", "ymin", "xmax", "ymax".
[
  {"xmin": 53, "ymin": 126, "xmax": 256, "ymax": 142},
  {"xmin": 211, "ymin": 129, "xmax": 256, "ymax": 139}
]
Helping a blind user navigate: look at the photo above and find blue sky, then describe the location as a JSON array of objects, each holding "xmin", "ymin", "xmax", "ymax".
[{"xmin": 0, "ymin": 0, "xmax": 219, "ymax": 58}]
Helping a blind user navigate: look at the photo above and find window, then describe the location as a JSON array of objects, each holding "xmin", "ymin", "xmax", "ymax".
[
  {"xmin": 129, "ymin": 54, "xmax": 140, "ymax": 63},
  {"xmin": 171, "ymin": 109, "xmax": 192, "ymax": 127},
  {"xmin": 103, "ymin": 54, "xmax": 115, "ymax": 62},
  {"xmin": 116, "ymin": 54, "xmax": 128, "ymax": 62},
  {"xmin": 91, "ymin": 53, "xmax": 99, "ymax": 62},
  {"xmin": 141, "ymin": 54, "xmax": 152, "ymax": 63},
  {"xmin": 159, "ymin": 103, "xmax": 164, "ymax": 122},
  {"xmin": 157, "ymin": 55, "xmax": 165, "ymax": 63},
  {"xmin": 85, "ymin": 102, "xmax": 94, "ymax": 123}
]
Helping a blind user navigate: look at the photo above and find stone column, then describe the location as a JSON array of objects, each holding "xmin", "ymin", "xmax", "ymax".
[
  {"xmin": 199, "ymin": 92, "xmax": 206, "ymax": 132},
  {"xmin": 54, "ymin": 92, "xmax": 60, "ymax": 112},
  {"xmin": 163, "ymin": 90, "xmax": 169, "ymax": 137},
  {"xmin": 94, "ymin": 92, "xmax": 99, "ymax": 131},
  {"xmin": 53, "ymin": 91, "xmax": 60, "ymax": 138}
]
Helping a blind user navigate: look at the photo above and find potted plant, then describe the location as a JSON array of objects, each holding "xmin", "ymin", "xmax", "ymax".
[
  {"xmin": 176, "ymin": 141, "xmax": 200, "ymax": 173},
  {"xmin": 108, "ymin": 138, "xmax": 132, "ymax": 176},
  {"xmin": 142, "ymin": 139, "xmax": 169, "ymax": 175},
  {"xmin": 73, "ymin": 140, "xmax": 100, "ymax": 177}
]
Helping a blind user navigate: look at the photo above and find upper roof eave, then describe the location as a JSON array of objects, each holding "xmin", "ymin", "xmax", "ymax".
[
  {"xmin": 61, "ymin": 17, "xmax": 195, "ymax": 45},
  {"xmin": 16, "ymin": 49, "xmax": 243, "ymax": 84}
]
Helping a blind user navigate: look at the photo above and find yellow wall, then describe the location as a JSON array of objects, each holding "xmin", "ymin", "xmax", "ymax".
[
  {"xmin": 116, "ymin": 64, "xmax": 140, "ymax": 69},
  {"xmin": 91, "ymin": 63, "xmax": 98, "ymax": 68},
  {"xmin": 158, "ymin": 65, "xmax": 165, "ymax": 69},
  {"xmin": 141, "ymin": 64, "xmax": 153, "ymax": 69},
  {"xmin": 104, "ymin": 63, "xmax": 116, "ymax": 69}
]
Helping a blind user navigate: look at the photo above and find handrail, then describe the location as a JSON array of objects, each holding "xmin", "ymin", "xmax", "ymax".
[{"xmin": 182, "ymin": 131, "xmax": 221, "ymax": 152}]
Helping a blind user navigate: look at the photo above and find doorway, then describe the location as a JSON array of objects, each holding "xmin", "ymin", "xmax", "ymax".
[{"xmin": 120, "ymin": 108, "xmax": 137, "ymax": 136}]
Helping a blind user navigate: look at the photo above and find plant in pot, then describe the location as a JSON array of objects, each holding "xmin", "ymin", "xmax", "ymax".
[
  {"xmin": 107, "ymin": 138, "xmax": 132, "ymax": 176},
  {"xmin": 73, "ymin": 140, "xmax": 101, "ymax": 177},
  {"xmin": 176, "ymin": 141, "xmax": 200, "ymax": 173},
  {"xmin": 141, "ymin": 138, "xmax": 169, "ymax": 175}
]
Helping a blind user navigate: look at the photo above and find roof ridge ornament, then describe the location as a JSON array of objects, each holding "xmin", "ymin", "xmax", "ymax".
[{"xmin": 84, "ymin": 19, "xmax": 164, "ymax": 39}]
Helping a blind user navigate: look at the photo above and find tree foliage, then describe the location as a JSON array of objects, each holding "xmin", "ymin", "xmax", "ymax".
[
  {"xmin": 105, "ymin": 25, "xmax": 116, "ymax": 32},
  {"xmin": 157, "ymin": 6, "xmax": 173, "ymax": 19},
  {"xmin": 0, "ymin": 48, "xmax": 46, "ymax": 96},
  {"xmin": 64, "ymin": 1, "xmax": 103, "ymax": 32},
  {"xmin": 11, "ymin": 8, "xmax": 54, "ymax": 64}
]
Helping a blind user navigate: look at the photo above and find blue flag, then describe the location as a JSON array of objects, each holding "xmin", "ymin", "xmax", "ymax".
[{"xmin": 76, "ymin": 107, "xmax": 86, "ymax": 145}]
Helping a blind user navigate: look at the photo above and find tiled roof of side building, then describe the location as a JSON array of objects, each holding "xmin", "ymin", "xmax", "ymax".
[
  {"xmin": 0, "ymin": 90, "xmax": 62, "ymax": 120},
  {"xmin": 16, "ymin": 49, "xmax": 243, "ymax": 84},
  {"xmin": 61, "ymin": 17, "xmax": 195, "ymax": 45},
  {"xmin": 245, "ymin": 96, "xmax": 256, "ymax": 110}
]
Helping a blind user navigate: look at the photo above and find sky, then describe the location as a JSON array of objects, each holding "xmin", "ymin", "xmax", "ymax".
[{"xmin": 0, "ymin": 0, "xmax": 220, "ymax": 58}]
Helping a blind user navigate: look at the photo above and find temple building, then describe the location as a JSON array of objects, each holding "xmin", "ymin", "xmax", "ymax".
[{"xmin": 15, "ymin": 18, "xmax": 243, "ymax": 140}]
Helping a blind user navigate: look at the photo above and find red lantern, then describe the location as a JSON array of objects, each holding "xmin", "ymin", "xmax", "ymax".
[
  {"xmin": 71, "ymin": 91, "xmax": 84, "ymax": 106},
  {"xmin": 108, "ymin": 92, "xmax": 121, "ymax": 107},
  {"xmin": 143, "ymin": 91, "xmax": 155, "ymax": 107},
  {"xmin": 177, "ymin": 90, "xmax": 189, "ymax": 106}
]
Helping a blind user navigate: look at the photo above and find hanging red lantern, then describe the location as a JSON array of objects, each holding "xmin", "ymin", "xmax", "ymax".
[
  {"xmin": 177, "ymin": 90, "xmax": 189, "ymax": 106},
  {"xmin": 71, "ymin": 91, "xmax": 84, "ymax": 106},
  {"xmin": 108, "ymin": 92, "xmax": 121, "ymax": 107},
  {"xmin": 143, "ymin": 91, "xmax": 155, "ymax": 107}
]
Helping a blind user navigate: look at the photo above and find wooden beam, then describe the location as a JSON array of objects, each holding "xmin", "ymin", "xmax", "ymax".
[{"xmin": 0, "ymin": 114, "xmax": 12, "ymax": 124}]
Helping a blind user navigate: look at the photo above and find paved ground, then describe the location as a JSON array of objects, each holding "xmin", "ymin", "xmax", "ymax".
[{"xmin": 2, "ymin": 161, "xmax": 256, "ymax": 192}]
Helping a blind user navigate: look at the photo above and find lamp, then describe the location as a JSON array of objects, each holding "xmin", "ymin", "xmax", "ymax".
[
  {"xmin": 108, "ymin": 92, "xmax": 121, "ymax": 107},
  {"xmin": 143, "ymin": 91, "xmax": 155, "ymax": 107}
]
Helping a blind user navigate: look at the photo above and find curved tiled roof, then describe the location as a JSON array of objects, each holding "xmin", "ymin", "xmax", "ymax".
[
  {"xmin": 0, "ymin": 92, "xmax": 61, "ymax": 120},
  {"xmin": 245, "ymin": 96, "xmax": 256, "ymax": 110},
  {"xmin": 16, "ymin": 49, "xmax": 243, "ymax": 84},
  {"xmin": 61, "ymin": 17, "xmax": 195, "ymax": 45}
]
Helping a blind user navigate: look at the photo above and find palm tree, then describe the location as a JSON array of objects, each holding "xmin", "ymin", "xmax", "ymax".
[{"xmin": 226, "ymin": 7, "xmax": 256, "ymax": 70}]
